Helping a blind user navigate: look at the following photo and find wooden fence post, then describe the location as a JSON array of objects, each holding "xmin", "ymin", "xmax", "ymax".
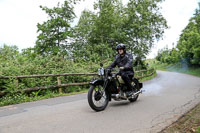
[
  {"xmin": 16, "ymin": 79, "xmax": 19, "ymax": 89},
  {"xmin": 57, "ymin": 77, "xmax": 62, "ymax": 93}
]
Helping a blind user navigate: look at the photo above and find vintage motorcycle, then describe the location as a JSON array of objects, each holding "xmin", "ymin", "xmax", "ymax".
[{"xmin": 87, "ymin": 64, "xmax": 143, "ymax": 111}]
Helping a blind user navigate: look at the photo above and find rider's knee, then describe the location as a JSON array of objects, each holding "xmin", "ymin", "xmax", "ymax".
[{"xmin": 121, "ymin": 73, "xmax": 128, "ymax": 79}]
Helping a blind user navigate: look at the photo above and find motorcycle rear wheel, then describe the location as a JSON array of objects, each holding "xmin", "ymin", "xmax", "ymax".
[
  {"xmin": 88, "ymin": 85, "xmax": 109, "ymax": 111},
  {"xmin": 128, "ymin": 78, "xmax": 140, "ymax": 102}
]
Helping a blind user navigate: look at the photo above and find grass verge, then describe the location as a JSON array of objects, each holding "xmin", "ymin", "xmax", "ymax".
[
  {"xmin": 160, "ymin": 103, "xmax": 200, "ymax": 133},
  {"xmin": 148, "ymin": 60, "xmax": 200, "ymax": 77},
  {"xmin": 0, "ymin": 89, "xmax": 88, "ymax": 107},
  {"xmin": 139, "ymin": 70, "xmax": 157, "ymax": 82},
  {"xmin": 166, "ymin": 65, "xmax": 200, "ymax": 77}
]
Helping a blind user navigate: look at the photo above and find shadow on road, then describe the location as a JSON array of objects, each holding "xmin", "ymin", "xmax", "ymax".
[{"xmin": 109, "ymin": 100, "xmax": 140, "ymax": 107}]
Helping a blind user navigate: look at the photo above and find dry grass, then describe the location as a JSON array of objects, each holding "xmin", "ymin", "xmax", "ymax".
[{"xmin": 160, "ymin": 103, "xmax": 200, "ymax": 133}]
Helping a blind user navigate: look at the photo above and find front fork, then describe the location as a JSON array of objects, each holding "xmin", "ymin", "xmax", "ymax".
[{"xmin": 102, "ymin": 79, "xmax": 112, "ymax": 101}]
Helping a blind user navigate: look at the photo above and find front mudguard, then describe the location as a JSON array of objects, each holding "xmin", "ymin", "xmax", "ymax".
[
  {"xmin": 90, "ymin": 79, "xmax": 104, "ymax": 86},
  {"xmin": 90, "ymin": 79, "xmax": 112, "ymax": 101}
]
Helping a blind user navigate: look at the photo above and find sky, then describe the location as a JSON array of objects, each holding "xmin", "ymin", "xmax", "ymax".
[
  {"xmin": 149, "ymin": 0, "xmax": 200, "ymax": 58},
  {"xmin": 0, "ymin": 0, "xmax": 199, "ymax": 58}
]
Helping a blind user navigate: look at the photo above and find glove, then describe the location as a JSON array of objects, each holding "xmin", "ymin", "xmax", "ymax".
[{"xmin": 119, "ymin": 67, "xmax": 124, "ymax": 70}]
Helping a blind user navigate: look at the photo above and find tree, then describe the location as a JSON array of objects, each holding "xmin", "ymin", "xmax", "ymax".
[
  {"xmin": 0, "ymin": 44, "xmax": 19, "ymax": 61},
  {"xmin": 177, "ymin": 3, "xmax": 200, "ymax": 66},
  {"xmin": 72, "ymin": 0, "xmax": 123, "ymax": 61},
  {"xmin": 72, "ymin": 0, "xmax": 167, "ymax": 61},
  {"xmin": 156, "ymin": 3, "xmax": 200, "ymax": 67},
  {"xmin": 124, "ymin": 0, "xmax": 168, "ymax": 58},
  {"xmin": 71, "ymin": 10, "xmax": 98, "ymax": 61},
  {"xmin": 91, "ymin": 0, "xmax": 125, "ymax": 48},
  {"xmin": 35, "ymin": 0, "xmax": 76, "ymax": 56}
]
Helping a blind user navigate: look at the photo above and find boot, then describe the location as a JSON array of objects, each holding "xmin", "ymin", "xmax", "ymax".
[{"xmin": 126, "ymin": 84, "xmax": 134, "ymax": 97}]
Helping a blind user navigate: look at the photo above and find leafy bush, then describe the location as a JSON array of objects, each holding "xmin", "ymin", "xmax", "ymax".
[
  {"xmin": 197, "ymin": 126, "xmax": 200, "ymax": 133},
  {"xmin": 0, "ymin": 45, "xmax": 112, "ymax": 96}
]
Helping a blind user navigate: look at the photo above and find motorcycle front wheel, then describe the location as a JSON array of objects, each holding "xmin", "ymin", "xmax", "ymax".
[{"xmin": 88, "ymin": 85, "xmax": 109, "ymax": 111}]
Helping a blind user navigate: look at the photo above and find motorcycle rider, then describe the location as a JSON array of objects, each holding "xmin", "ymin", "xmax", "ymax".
[{"xmin": 108, "ymin": 43, "xmax": 134, "ymax": 97}]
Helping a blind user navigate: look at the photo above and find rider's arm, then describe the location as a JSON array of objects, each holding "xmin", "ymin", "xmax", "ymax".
[
  {"xmin": 107, "ymin": 55, "xmax": 118, "ymax": 69},
  {"xmin": 108, "ymin": 59, "xmax": 117, "ymax": 69}
]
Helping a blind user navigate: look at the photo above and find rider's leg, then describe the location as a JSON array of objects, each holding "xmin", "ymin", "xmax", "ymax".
[{"xmin": 121, "ymin": 72, "xmax": 133, "ymax": 91}]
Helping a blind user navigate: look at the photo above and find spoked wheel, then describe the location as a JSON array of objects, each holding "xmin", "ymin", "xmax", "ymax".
[
  {"xmin": 88, "ymin": 85, "xmax": 109, "ymax": 111},
  {"xmin": 128, "ymin": 78, "xmax": 140, "ymax": 102}
]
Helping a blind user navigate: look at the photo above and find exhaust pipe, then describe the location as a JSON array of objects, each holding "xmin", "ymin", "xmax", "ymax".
[
  {"xmin": 112, "ymin": 90, "xmax": 144, "ymax": 99},
  {"xmin": 129, "ymin": 90, "xmax": 144, "ymax": 99},
  {"xmin": 111, "ymin": 94, "xmax": 120, "ymax": 99},
  {"xmin": 133, "ymin": 90, "xmax": 144, "ymax": 96},
  {"xmin": 111, "ymin": 94, "xmax": 127, "ymax": 100}
]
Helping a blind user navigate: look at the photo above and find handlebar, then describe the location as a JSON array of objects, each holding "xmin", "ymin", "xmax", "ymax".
[
  {"xmin": 111, "ymin": 68, "xmax": 120, "ymax": 72},
  {"xmin": 104, "ymin": 68, "xmax": 120, "ymax": 77},
  {"xmin": 105, "ymin": 68, "xmax": 120, "ymax": 72}
]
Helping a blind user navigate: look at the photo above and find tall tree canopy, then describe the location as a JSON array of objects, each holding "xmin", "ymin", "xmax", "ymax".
[
  {"xmin": 156, "ymin": 3, "xmax": 200, "ymax": 67},
  {"xmin": 72, "ymin": 0, "xmax": 124, "ymax": 61},
  {"xmin": 35, "ymin": 0, "xmax": 75, "ymax": 56},
  {"xmin": 177, "ymin": 3, "xmax": 200, "ymax": 66},
  {"xmin": 35, "ymin": 0, "xmax": 167, "ymax": 61},
  {"xmin": 72, "ymin": 0, "xmax": 167, "ymax": 61},
  {"xmin": 124, "ymin": 0, "xmax": 167, "ymax": 58}
]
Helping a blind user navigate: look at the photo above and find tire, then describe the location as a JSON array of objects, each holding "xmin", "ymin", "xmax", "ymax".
[
  {"xmin": 88, "ymin": 85, "xmax": 109, "ymax": 111},
  {"xmin": 129, "ymin": 78, "xmax": 140, "ymax": 102}
]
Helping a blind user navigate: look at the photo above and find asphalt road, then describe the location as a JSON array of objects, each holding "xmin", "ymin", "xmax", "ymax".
[{"xmin": 0, "ymin": 71, "xmax": 200, "ymax": 133}]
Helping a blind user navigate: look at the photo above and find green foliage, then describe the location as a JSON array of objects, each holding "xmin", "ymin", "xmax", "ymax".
[
  {"xmin": 72, "ymin": 0, "xmax": 125, "ymax": 60},
  {"xmin": 0, "ymin": 0, "xmax": 164, "ymax": 106},
  {"xmin": 0, "ymin": 93, "xmax": 31, "ymax": 106},
  {"xmin": 0, "ymin": 44, "xmax": 19, "ymax": 61},
  {"xmin": 124, "ymin": 0, "xmax": 167, "ymax": 58},
  {"xmin": 33, "ymin": 0, "xmax": 168, "ymax": 62},
  {"xmin": 197, "ymin": 126, "xmax": 200, "ymax": 133},
  {"xmin": 177, "ymin": 24, "xmax": 200, "ymax": 66},
  {"xmin": 177, "ymin": 4, "xmax": 200, "ymax": 66},
  {"xmin": 72, "ymin": 10, "xmax": 96, "ymax": 60},
  {"xmin": 0, "ymin": 44, "xmax": 112, "ymax": 94},
  {"xmin": 72, "ymin": 0, "xmax": 167, "ymax": 61},
  {"xmin": 156, "ymin": 47, "xmax": 180, "ymax": 64},
  {"xmin": 156, "ymin": 3, "xmax": 200, "ymax": 67},
  {"xmin": 92, "ymin": 0, "xmax": 125, "ymax": 46},
  {"xmin": 139, "ymin": 69, "xmax": 157, "ymax": 82},
  {"xmin": 0, "ymin": 44, "xmax": 154, "ymax": 106},
  {"xmin": 35, "ymin": 0, "xmax": 76, "ymax": 55},
  {"xmin": 133, "ymin": 56, "xmax": 148, "ymax": 70},
  {"xmin": 148, "ymin": 59, "xmax": 200, "ymax": 77}
]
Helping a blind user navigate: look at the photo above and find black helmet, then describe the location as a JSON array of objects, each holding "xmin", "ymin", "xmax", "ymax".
[{"xmin": 116, "ymin": 44, "xmax": 126, "ymax": 51}]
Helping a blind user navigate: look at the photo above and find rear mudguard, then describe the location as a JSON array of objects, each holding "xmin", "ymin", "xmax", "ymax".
[
  {"xmin": 139, "ymin": 82, "xmax": 143, "ymax": 89},
  {"xmin": 133, "ymin": 78, "xmax": 143, "ymax": 89}
]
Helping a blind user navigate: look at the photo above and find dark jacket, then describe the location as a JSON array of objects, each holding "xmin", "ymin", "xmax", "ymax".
[{"xmin": 109, "ymin": 53, "xmax": 134, "ymax": 73}]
